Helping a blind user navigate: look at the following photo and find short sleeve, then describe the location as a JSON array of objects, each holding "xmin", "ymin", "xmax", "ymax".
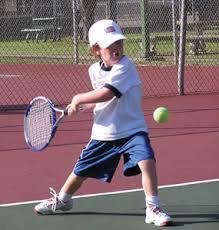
[
  {"xmin": 105, "ymin": 56, "xmax": 141, "ymax": 94},
  {"xmin": 88, "ymin": 62, "xmax": 102, "ymax": 89}
]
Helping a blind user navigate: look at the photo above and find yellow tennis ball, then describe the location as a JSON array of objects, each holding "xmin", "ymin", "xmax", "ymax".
[{"xmin": 153, "ymin": 107, "xmax": 169, "ymax": 123}]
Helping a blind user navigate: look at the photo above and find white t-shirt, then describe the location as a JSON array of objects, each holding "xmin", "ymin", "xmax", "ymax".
[{"xmin": 88, "ymin": 55, "xmax": 148, "ymax": 140}]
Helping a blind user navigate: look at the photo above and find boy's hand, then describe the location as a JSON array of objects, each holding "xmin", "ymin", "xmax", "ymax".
[
  {"xmin": 67, "ymin": 95, "xmax": 83, "ymax": 116},
  {"xmin": 66, "ymin": 103, "xmax": 77, "ymax": 116}
]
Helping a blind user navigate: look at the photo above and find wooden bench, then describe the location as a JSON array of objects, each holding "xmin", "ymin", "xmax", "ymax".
[
  {"xmin": 21, "ymin": 26, "xmax": 62, "ymax": 42},
  {"xmin": 21, "ymin": 28, "xmax": 46, "ymax": 42}
]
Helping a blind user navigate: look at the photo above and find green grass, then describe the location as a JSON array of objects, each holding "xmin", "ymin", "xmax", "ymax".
[
  {"xmin": 0, "ymin": 37, "xmax": 76, "ymax": 56},
  {"xmin": 0, "ymin": 33, "xmax": 219, "ymax": 65}
]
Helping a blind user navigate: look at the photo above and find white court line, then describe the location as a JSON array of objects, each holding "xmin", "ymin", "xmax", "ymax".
[
  {"xmin": 0, "ymin": 74, "xmax": 22, "ymax": 79},
  {"xmin": 0, "ymin": 178, "xmax": 218, "ymax": 207}
]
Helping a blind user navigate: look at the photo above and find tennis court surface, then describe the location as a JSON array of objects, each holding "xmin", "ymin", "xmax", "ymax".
[
  {"xmin": 0, "ymin": 94, "xmax": 219, "ymax": 229},
  {"xmin": 0, "ymin": 181, "xmax": 218, "ymax": 230}
]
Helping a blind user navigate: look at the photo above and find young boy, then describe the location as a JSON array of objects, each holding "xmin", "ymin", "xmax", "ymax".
[{"xmin": 34, "ymin": 19, "xmax": 172, "ymax": 226}]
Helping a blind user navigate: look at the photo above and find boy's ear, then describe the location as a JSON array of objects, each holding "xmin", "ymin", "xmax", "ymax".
[
  {"xmin": 96, "ymin": 50, "xmax": 100, "ymax": 55},
  {"xmin": 90, "ymin": 44, "xmax": 101, "ymax": 58}
]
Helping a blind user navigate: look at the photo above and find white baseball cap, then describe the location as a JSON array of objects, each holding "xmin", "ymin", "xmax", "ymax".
[{"xmin": 88, "ymin": 19, "xmax": 126, "ymax": 48}]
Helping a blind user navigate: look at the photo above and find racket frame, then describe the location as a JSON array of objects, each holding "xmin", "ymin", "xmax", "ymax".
[{"xmin": 24, "ymin": 96, "xmax": 67, "ymax": 151}]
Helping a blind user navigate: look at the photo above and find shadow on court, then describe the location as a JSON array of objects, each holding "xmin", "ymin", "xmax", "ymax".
[{"xmin": 0, "ymin": 181, "xmax": 218, "ymax": 230}]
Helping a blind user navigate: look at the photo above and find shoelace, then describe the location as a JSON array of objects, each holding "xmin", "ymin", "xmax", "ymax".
[
  {"xmin": 47, "ymin": 187, "xmax": 59, "ymax": 212},
  {"xmin": 151, "ymin": 206, "xmax": 168, "ymax": 217}
]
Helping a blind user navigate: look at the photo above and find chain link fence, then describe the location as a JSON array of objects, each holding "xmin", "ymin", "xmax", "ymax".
[{"xmin": 0, "ymin": 0, "xmax": 219, "ymax": 111}]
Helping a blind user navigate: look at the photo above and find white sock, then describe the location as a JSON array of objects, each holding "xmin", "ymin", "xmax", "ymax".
[
  {"xmin": 145, "ymin": 196, "xmax": 160, "ymax": 207},
  {"xmin": 58, "ymin": 190, "xmax": 72, "ymax": 202}
]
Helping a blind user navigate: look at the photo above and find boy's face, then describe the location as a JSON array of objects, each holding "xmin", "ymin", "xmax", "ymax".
[{"xmin": 99, "ymin": 40, "xmax": 124, "ymax": 67}]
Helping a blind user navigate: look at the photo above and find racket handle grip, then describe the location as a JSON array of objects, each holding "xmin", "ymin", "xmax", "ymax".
[{"xmin": 64, "ymin": 108, "xmax": 68, "ymax": 116}]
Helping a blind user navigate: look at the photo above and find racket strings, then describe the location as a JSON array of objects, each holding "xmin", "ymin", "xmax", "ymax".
[{"xmin": 26, "ymin": 100, "xmax": 55, "ymax": 149}]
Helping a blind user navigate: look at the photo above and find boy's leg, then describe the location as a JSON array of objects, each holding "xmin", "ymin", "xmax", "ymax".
[
  {"xmin": 138, "ymin": 159, "xmax": 158, "ymax": 197},
  {"xmin": 34, "ymin": 173, "xmax": 86, "ymax": 215},
  {"xmin": 60, "ymin": 173, "xmax": 86, "ymax": 195},
  {"xmin": 138, "ymin": 159, "xmax": 172, "ymax": 226}
]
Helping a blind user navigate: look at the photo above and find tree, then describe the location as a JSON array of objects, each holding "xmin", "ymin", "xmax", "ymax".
[
  {"xmin": 193, "ymin": 0, "xmax": 218, "ymax": 21},
  {"xmin": 80, "ymin": 0, "xmax": 97, "ymax": 41}
]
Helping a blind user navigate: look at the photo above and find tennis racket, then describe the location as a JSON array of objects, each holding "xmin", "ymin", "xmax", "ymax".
[{"xmin": 24, "ymin": 96, "xmax": 68, "ymax": 151}]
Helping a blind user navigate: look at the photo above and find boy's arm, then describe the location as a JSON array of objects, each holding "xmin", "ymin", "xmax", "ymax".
[
  {"xmin": 67, "ymin": 87, "xmax": 115, "ymax": 115},
  {"xmin": 82, "ymin": 103, "xmax": 96, "ymax": 111}
]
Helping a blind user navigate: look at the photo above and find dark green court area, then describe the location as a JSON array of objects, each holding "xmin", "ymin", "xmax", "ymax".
[{"xmin": 0, "ymin": 181, "xmax": 218, "ymax": 230}]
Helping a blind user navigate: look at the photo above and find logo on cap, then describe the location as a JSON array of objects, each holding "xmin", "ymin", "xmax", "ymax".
[{"xmin": 104, "ymin": 26, "xmax": 116, "ymax": 33}]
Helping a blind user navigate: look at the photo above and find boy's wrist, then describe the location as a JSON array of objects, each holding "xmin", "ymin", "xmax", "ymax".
[{"xmin": 72, "ymin": 95, "xmax": 81, "ymax": 106}]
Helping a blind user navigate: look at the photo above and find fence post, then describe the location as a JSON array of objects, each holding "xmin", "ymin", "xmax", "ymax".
[
  {"xmin": 72, "ymin": 0, "xmax": 79, "ymax": 63},
  {"xmin": 140, "ymin": 0, "xmax": 151, "ymax": 57},
  {"xmin": 171, "ymin": 0, "xmax": 179, "ymax": 64},
  {"xmin": 178, "ymin": 0, "xmax": 187, "ymax": 95}
]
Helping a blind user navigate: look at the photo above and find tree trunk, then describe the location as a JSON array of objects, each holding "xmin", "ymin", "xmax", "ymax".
[{"xmin": 80, "ymin": 0, "xmax": 97, "ymax": 41}]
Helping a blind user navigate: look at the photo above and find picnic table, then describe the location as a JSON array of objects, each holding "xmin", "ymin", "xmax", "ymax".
[
  {"xmin": 21, "ymin": 17, "xmax": 62, "ymax": 42},
  {"xmin": 188, "ymin": 21, "xmax": 219, "ymax": 55},
  {"xmin": 175, "ymin": 19, "xmax": 219, "ymax": 55}
]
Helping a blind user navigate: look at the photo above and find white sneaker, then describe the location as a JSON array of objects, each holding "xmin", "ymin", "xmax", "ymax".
[
  {"xmin": 34, "ymin": 187, "xmax": 73, "ymax": 215},
  {"xmin": 145, "ymin": 205, "xmax": 172, "ymax": 226}
]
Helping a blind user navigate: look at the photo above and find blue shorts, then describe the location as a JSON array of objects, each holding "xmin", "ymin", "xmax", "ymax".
[{"xmin": 73, "ymin": 131, "xmax": 155, "ymax": 182}]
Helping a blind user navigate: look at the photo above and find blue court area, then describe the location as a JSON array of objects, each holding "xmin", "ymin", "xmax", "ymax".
[{"xmin": 0, "ymin": 180, "xmax": 218, "ymax": 230}]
